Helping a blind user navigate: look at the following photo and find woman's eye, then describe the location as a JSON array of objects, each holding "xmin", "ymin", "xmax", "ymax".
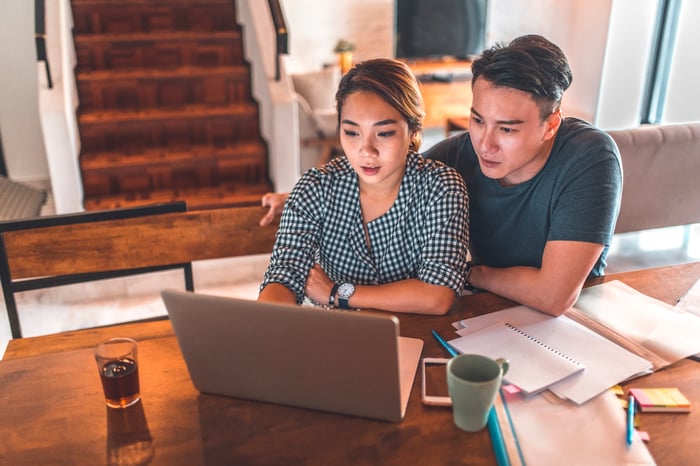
[
  {"xmin": 343, "ymin": 129, "xmax": 358, "ymax": 137},
  {"xmin": 378, "ymin": 130, "xmax": 396, "ymax": 138}
]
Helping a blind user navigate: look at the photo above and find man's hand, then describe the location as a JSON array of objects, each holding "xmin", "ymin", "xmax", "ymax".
[{"xmin": 259, "ymin": 192, "xmax": 289, "ymax": 226}]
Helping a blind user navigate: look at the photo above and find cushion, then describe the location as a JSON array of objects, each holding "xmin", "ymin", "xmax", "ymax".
[{"xmin": 292, "ymin": 66, "xmax": 341, "ymax": 111}]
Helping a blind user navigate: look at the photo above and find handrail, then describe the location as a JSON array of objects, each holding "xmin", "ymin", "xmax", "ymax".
[{"xmin": 267, "ymin": 0, "xmax": 289, "ymax": 80}]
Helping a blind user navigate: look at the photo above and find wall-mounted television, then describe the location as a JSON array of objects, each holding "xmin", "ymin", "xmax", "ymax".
[{"xmin": 395, "ymin": 0, "xmax": 488, "ymax": 61}]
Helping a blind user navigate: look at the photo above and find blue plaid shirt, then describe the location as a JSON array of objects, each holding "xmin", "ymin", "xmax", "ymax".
[{"xmin": 261, "ymin": 152, "xmax": 470, "ymax": 304}]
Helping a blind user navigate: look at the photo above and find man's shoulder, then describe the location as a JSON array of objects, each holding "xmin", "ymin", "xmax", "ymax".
[
  {"xmin": 559, "ymin": 118, "xmax": 619, "ymax": 153},
  {"xmin": 423, "ymin": 131, "xmax": 471, "ymax": 164}
]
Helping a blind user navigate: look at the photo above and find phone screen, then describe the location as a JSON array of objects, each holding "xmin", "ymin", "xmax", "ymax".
[{"xmin": 421, "ymin": 358, "xmax": 452, "ymax": 406}]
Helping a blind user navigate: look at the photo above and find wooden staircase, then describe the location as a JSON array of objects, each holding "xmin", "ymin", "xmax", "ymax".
[{"xmin": 71, "ymin": 0, "xmax": 272, "ymax": 210}]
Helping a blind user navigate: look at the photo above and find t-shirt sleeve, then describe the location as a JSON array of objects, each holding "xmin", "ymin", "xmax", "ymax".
[{"xmin": 549, "ymin": 147, "xmax": 622, "ymax": 245}]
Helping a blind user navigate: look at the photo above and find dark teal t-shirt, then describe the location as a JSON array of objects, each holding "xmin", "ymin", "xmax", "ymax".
[{"xmin": 424, "ymin": 118, "xmax": 622, "ymax": 277}]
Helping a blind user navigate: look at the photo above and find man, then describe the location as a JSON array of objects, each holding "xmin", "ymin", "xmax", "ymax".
[{"xmin": 260, "ymin": 35, "xmax": 622, "ymax": 317}]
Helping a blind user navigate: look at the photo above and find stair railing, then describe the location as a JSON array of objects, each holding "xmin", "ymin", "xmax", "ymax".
[{"xmin": 267, "ymin": 0, "xmax": 288, "ymax": 81}]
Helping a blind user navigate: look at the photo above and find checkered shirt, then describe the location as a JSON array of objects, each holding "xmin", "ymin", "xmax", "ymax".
[{"xmin": 260, "ymin": 152, "xmax": 470, "ymax": 304}]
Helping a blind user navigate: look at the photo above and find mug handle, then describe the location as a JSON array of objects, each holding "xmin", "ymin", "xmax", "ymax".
[{"xmin": 495, "ymin": 357, "xmax": 510, "ymax": 376}]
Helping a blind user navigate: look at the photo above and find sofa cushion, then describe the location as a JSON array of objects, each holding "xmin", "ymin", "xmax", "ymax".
[
  {"xmin": 292, "ymin": 66, "xmax": 341, "ymax": 112},
  {"xmin": 608, "ymin": 122, "xmax": 700, "ymax": 234}
]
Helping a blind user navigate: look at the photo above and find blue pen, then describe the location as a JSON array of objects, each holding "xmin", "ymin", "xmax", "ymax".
[
  {"xmin": 626, "ymin": 395, "xmax": 635, "ymax": 446},
  {"xmin": 431, "ymin": 329, "xmax": 459, "ymax": 357}
]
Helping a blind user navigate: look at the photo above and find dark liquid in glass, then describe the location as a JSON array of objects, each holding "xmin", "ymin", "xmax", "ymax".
[{"xmin": 100, "ymin": 357, "xmax": 140, "ymax": 408}]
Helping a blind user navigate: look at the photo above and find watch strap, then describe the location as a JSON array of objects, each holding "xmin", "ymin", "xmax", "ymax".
[
  {"xmin": 338, "ymin": 296, "xmax": 351, "ymax": 309},
  {"xmin": 329, "ymin": 283, "xmax": 340, "ymax": 307}
]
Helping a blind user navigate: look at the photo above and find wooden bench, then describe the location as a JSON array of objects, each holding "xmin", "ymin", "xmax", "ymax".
[{"xmin": 0, "ymin": 202, "xmax": 278, "ymax": 338}]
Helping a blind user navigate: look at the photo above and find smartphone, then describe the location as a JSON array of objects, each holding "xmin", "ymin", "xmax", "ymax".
[{"xmin": 421, "ymin": 357, "xmax": 452, "ymax": 406}]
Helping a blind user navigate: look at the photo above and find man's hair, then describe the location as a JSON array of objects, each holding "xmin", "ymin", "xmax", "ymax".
[{"xmin": 471, "ymin": 35, "xmax": 573, "ymax": 120}]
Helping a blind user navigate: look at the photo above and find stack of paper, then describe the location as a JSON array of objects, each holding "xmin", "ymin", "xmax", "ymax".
[{"xmin": 450, "ymin": 306, "xmax": 652, "ymax": 405}]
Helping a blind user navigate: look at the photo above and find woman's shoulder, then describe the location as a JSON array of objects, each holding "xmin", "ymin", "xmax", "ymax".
[{"xmin": 408, "ymin": 152, "xmax": 466, "ymax": 191}]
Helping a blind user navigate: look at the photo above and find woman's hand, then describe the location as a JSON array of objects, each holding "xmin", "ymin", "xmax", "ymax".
[{"xmin": 305, "ymin": 264, "xmax": 335, "ymax": 306}]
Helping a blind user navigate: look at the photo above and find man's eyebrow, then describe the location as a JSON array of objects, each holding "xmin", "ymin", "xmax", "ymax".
[{"xmin": 471, "ymin": 108, "xmax": 524, "ymax": 126}]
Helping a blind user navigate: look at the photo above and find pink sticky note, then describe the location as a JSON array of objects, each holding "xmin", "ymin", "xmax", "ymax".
[{"xmin": 503, "ymin": 384, "xmax": 520, "ymax": 394}]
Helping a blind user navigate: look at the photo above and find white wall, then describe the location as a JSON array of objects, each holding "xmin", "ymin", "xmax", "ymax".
[
  {"xmin": 595, "ymin": 0, "xmax": 658, "ymax": 130},
  {"xmin": 280, "ymin": 0, "xmax": 394, "ymax": 73},
  {"xmin": 0, "ymin": 1, "xmax": 49, "ymax": 181},
  {"xmin": 662, "ymin": 0, "xmax": 700, "ymax": 124}
]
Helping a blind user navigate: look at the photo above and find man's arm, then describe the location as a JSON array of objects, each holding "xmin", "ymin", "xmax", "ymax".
[
  {"xmin": 467, "ymin": 240, "xmax": 603, "ymax": 316},
  {"xmin": 259, "ymin": 192, "xmax": 289, "ymax": 226}
]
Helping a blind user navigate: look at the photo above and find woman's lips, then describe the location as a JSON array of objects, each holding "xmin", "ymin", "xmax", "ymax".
[{"xmin": 361, "ymin": 166, "xmax": 380, "ymax": 176}]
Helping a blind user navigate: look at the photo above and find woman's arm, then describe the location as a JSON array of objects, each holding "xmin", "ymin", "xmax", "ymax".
[
  {"xmin": 258, "ymin": 282, "xmax": 297, "ymax": 304},
  {"xmin": 305, "ymin": 264, "xmax": 456, "ymax": 315}
]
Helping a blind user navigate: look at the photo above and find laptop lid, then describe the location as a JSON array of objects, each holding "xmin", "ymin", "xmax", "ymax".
[{"xmin": 161, "ymin": 289, "xmax": 423, "ymax": 422}]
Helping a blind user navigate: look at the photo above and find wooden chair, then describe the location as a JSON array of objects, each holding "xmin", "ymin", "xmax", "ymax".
[{"xmin": 0, "ymin": 202, "xmax": 278, "ymax": 338}]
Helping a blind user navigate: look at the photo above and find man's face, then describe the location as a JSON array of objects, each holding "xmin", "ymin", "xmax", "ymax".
[{"xmin": 469, "ymin": 77, "xmax": 561, "ymax": 187}]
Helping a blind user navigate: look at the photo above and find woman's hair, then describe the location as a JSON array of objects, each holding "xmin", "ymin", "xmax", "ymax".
[
  {"xmin": 336, "ymin": 58, "xmax": 425, "ymax": 151},
  {"xmin": 471, "ymin": 34, "xmax": 573, "ymax": 120}
]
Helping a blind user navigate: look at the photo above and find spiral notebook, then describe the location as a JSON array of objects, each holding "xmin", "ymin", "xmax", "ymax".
[{"xmin": 448, "ymin": 322, "xmax": 585, "ymax": 396}]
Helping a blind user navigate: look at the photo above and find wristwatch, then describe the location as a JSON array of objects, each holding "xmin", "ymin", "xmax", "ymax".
[{"xmin": 337, "ymin": 282, "xmax": 356, "ymax": 309}]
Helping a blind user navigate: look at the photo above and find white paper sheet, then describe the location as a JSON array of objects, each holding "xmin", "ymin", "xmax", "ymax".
[
  {"xmin": 504, "ymin": 390, "xmax": 656, "ymax": 465},
  {"xmin": 453, "ymin": 306, "xmax": 653, "ymax": 405},
  {"xmin": 575, "ymin": 280, "xmax": 700, "ymax": 363}
]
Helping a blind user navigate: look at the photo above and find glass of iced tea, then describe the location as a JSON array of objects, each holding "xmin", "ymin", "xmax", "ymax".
[{"xmin": 95, "ymin": 337, "xmax": 141, "ymax": 409}]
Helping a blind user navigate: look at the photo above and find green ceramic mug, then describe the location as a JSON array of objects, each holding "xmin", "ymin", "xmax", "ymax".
[{"xmin": 447, "ymin": 353, "xmax": 509, "ymax": 432}]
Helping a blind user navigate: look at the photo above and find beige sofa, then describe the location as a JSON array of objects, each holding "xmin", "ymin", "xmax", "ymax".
[{"xmin": 608, "ymin": 122, "xmax": 700, "ymax": 234}]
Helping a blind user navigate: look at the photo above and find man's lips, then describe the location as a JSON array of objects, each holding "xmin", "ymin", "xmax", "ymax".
[{"xmin": 479, "ymin": 157, "xmax": 500, "ymax": 169}]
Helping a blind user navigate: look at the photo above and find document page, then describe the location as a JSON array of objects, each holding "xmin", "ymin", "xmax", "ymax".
[
  {"xmin": 505, "ymin": 390, "xmax": 656, "ymax": 465},
  {"xmin": 575, "ymin": 280, "xmax": 700, "ymax": 363}
]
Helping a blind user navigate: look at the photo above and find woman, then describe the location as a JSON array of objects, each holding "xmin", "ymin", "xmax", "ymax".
[{"xmin": 258, "ymin": 58, "xmax": 469, "ymax": 315}]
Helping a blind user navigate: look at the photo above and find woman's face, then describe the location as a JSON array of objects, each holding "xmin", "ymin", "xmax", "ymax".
[{"xmin": 339, "ymin": 91, "xmax": 415, "ymax": 191}]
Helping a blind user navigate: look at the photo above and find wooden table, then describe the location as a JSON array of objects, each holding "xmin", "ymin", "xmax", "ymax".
[{"xmin": 2, "ymin": 262, "xmax": 699, "ymax": 465}]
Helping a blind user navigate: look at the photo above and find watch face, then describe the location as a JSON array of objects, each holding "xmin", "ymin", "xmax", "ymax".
[{"xmin": 338, "ymin": 283, "xmax": 355, "ymax": 298}]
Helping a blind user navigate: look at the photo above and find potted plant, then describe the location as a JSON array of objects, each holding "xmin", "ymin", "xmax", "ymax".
[{"xmin": 333, "ymin": 39, "xmax": 356, "ymax": 74}]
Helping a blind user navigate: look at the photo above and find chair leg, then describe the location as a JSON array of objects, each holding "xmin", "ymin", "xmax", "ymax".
[{"xmin": 5, "ymin": 294, "xmax": 23, "ymax": 339}]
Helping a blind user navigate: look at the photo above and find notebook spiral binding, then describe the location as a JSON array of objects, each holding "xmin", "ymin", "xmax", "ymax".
[{"xmin": 504, "ymin": 322, "xmax": 584, "ymax": 367}]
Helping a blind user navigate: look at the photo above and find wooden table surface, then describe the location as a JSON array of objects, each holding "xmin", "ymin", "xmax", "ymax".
[{"xmin": 2, "ymin": 262, "xmax": 699, "ymax": 465}]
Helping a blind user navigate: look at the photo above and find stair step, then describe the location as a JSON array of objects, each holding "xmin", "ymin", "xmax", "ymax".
[
  {"xmin": 77, "ymin": 65, "xmax": 252, "ymax": 112},
  {"xmin": 74, "ymin": 31, "xmax": 244, "ymax": 71},
  {"xmin": 72, "ymin": 0, "xmax": 236, "ymax": 35},
  {"xmin": 80, "ymin": 142, "xmax": 266, "ymax": 170},
  {"xmin": 70, "ymin": 0, "xmax": 271, "ymax": 211},
  {"xmin": 80, "ymin": 143, "xmax": 268, "ymax": 198},
  {"xmin": 83, "ymin": 183, "xmax": 272, "ymax": 212}
]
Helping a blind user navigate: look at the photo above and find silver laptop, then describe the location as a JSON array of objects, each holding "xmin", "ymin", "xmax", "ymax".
[{"xmin": 161, "ymin": 289, "xmax": 423, "ymax": 422}]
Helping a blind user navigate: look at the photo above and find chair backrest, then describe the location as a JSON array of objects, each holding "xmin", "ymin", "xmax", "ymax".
[
  {"xmin": 608, "ymin": 122, "xmax": 700, "ymax": 234},
  {"xmin": 0, "ymin": 203, "xmax": 278, "ymax": 338}
]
